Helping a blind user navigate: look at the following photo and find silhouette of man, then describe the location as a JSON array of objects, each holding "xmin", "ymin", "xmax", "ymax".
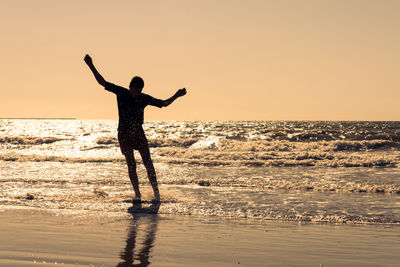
[{"xmin": 84, "ymin": 54, "xmax": 186, "ymax": 201}]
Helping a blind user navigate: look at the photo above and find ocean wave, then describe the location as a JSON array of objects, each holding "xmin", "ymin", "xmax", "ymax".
[
  {"xmin": 6, "ymin": 132, "xmax": 397, "ymax": 154},
  {"xmin": 95, "ymin": 136, "xmax": 117, "ymax": 145},
  {"xmin": 95, "ymin": 136, "xmax": 198, "ymax": 148},
  {"xmin": 333, "ymin": 140, "xmax": 400, "ymax": 151},
  {"xmin": 0, "ymin": 148, "xmax": 398, "ymax": 168},
  {"xmin": 149, "ymin": 138, "xmax": 198, "ymax": 148},
  {"xmin": 159, "ymin": 154, "xmax": 397, "ymax": 168},
  {"xmin": 95, "ymin": 137, "xmax": 400, "ymax": 152},
  {"xmin": 0, "ymin": 136, "xmax": 65, "ymax": 145},
  {"xmin": 219, "ymin": 139, "xmax": 400, "ymax": 152},
  {"xmin": 0, "ymin": 153, "xmax": 125, "ymax": 163},
  {"xmin": 154, "ymin": 138, "xmax": 399, "ymax": 167},
  {"xmin": 283, "ymin": 131, "xmax": 400, "ymax": 142},
  {"xmin": 189, "ymin": 136, "xmax": 221, "ymax": 149}
]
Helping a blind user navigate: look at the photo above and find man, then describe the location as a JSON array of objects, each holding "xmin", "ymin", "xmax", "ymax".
[{"xmin": 84, "ymin": 54, "xmax": 186, "ymax": 202}]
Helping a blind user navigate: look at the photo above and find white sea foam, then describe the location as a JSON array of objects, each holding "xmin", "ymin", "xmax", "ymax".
[{"xmin": 189, "ymin": 136, "xmax": 221, "ymax": 150}]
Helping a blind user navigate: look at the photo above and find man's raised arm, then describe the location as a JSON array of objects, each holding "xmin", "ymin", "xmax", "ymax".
[
  {"xmin": 162, "ymin": 88, "xmax": 187, "ymax": 107},
  {"xmin": 84, "ymin": 54, "xmax": 107, "ymax": 87}
]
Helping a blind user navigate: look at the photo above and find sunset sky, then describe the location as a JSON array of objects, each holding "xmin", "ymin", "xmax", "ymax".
[{"xmin": 1, "ymin": 0, "xmax": 399, "ymax": 120}]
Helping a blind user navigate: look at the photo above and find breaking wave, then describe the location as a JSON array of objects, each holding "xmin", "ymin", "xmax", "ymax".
[
  {"xmin": 95, "ymin": 136, "xmax": 117, "ymax": 145},
  {"xmin": 0, "ymin": 153, "xmax": 124, "ymax": 163},
  {"xmin": 333, "ymin": 140, "xmax": 400, "ymax": 151},
  {"xmin": 96, "ymin": 136, "xmax": 400, "ymax": 151},
  {"xmin": 0, "ymin": 136, "xmax": 65, "ymax": 145},
  {"xmin": 1, "ymin": 150, "xmax": 397, "ymax": 168},
  {"xmin": 1, "ymin": 137, "xmax": 399, "ymax": 167},
  {"xmin": 95, "ymin": 136, "xmax": 198, "ymax": 148}
]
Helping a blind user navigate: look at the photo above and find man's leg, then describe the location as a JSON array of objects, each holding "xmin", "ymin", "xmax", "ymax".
[
  {"xmin": 124, "ymin": 150, "xmax": 141, "ymax": 199},
  {"xmin": 139, "ymin": 146, "xmax": 160, "ymax": 200}
]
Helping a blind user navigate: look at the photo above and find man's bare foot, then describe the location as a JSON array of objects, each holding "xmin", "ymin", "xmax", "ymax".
[
  {"xmin": 132, "ymin": 196, "xmax": 142, "ymax": 204},
  {"xmin": 151, "ymin": 198, "xmax": 161, "ymax": 204},
  {"xmin": 151, "ymin": 190, "xmax": 161, "ymax": 203}
]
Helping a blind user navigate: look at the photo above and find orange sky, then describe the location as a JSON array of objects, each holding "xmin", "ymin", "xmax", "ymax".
[{"xmin": 1, "ymin": 0, "xmax": 399, "ymax": 120}]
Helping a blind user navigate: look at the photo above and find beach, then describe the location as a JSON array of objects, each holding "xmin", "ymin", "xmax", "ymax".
[
  {"xmin": 1, "ymin": 119, "xmax": 400, "ymax": 265},
  {"xmin": 1, "ymin": 210, "xmax": 400, "ymax": 266}
]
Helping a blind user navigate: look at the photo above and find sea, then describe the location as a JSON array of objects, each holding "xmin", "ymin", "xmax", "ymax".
[{"xmin": 1, "ymin": 119, "xmax": 399, "ymax": 224}]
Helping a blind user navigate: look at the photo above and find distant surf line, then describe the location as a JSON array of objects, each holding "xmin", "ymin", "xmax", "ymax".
[{"xmin": 0, "ymin": 118, "xmax": 76, "ymax": 120}]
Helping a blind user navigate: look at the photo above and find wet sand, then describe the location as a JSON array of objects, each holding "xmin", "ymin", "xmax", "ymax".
[{"xmin": 1, "ymin": 209, "xmax": 400, "ymax": 267}]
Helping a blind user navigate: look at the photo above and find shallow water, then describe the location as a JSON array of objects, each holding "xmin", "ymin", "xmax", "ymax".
[{"xmin": 1, "ymin": 119, "xmax": 399, "ymax": 223}]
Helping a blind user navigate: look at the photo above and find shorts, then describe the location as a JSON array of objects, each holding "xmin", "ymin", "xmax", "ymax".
[{"xmin": 118, "ymin": 128, "xmax": 149, "ymax": 154}]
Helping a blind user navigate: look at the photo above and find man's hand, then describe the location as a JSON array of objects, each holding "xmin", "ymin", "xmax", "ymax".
[
  {"xmin": 175, "ymin": 88, "xmax": 187, "ymax": 97},
  {"xmin": 84, "ymin": 54, "xmax": 107, "ymax": 86},
  {"xmin": 84, "ymin": 54, "xmax": 93, "ymax": 65},
  {"xmin": 162, "ymin": 88, "xmax": 187, "ymax": 107}
]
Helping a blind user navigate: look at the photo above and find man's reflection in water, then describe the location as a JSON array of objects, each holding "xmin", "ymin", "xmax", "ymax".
[{"xmin": 116, "ymin": 202, "xmax": 160, "ymax": 267}]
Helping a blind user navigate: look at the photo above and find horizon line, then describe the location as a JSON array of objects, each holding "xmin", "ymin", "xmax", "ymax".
[{"xmin": 1, "ymin": 118, "xmax": 399, "ymax": 122}]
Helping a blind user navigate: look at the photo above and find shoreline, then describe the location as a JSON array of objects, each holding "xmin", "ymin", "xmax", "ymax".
[{"xmin": 2, "ymin": 205, "xmax": 400, "ymax": 226}]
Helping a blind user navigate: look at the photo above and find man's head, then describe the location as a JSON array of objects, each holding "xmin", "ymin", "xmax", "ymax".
[{"xmin": 129, "ymin": 76, "xmax": 144, "ymax": 96}]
